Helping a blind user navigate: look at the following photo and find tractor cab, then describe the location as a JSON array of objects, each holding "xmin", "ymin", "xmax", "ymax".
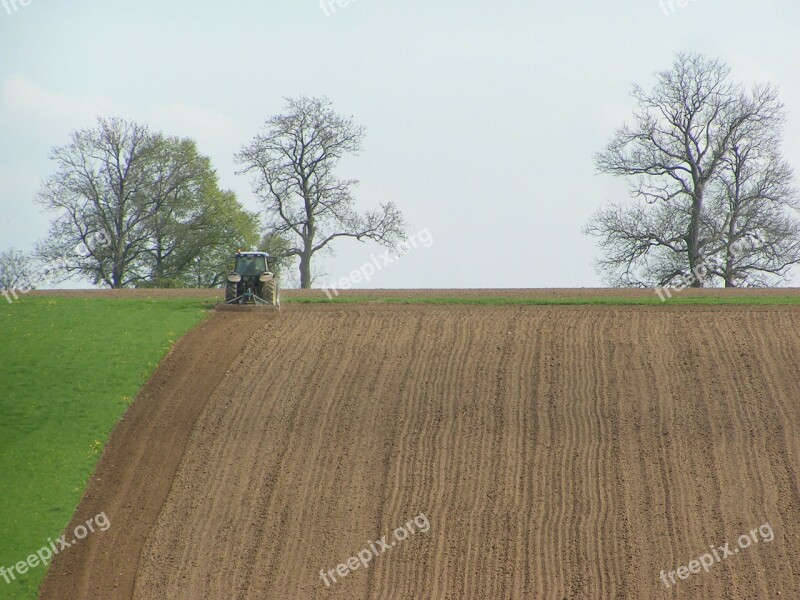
[{"xmin": 234, "ymin": 253, "xmax": 270, "ymax": 277}]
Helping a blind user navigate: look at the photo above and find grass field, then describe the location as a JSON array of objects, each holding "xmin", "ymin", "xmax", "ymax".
[{"xmin": 0, "ymin": 296, "xmax": 211, "ymax": 600}]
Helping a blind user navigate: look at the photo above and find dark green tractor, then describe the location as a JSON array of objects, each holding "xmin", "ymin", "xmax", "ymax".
[{"xmin": 224, "ymin": 251, "xmax": 280, "ymax": 308}]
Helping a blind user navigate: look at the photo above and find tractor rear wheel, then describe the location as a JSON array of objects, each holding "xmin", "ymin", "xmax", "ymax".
[
  {"xmin": 260, "ymin": 278, "xmax": 277, "ymax": 306},
  {"xmin": 225, "ymin": 282, "xmax": 238, "ymax": 304}
]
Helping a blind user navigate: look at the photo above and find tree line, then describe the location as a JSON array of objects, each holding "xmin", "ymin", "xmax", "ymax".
[
  {"xmin": 2, "ymin": 97, "xmax": 405, "ymax": 290},
  {"xmin": 3, "ymin": 56, "xmax": 799, "ymax": 291}
]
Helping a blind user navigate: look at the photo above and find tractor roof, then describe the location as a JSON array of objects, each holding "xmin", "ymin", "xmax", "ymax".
[{"xmin": 235, "ymin": 251, "xmax": 271, "ymax": 258}]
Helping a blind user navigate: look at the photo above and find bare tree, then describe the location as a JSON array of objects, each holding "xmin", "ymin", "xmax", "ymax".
[
  {"xmin": 584, "ymin": 201, "xmax": 690, "ymax": 287},
  {"xmin": 0, "ymin": 248, "xmax": 35, "ymax": 291},
  {"xmin": 236, "ymin": 96, "xmax": 406, "ymax": 288},
  {"xmin": 706, "ymin": 89, "xmax": 800, "ymax": 286},
  {"xmin": 36, "ymin": 118, "xmax": 158, "ymax": 287},
  {"xmin": 587, "ymin": 53, "xmax": 799, "ymax": 287}
]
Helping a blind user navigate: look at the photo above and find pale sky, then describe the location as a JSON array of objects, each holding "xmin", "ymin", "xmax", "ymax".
[{"xmin": 2, "ymin": 0, "xmax": 799, "ymax": 288}]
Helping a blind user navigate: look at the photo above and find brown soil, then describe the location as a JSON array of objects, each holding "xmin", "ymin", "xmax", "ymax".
[
  {"xmin": 39, "ymin": 300, "xmax": 800, "ymax": 599},
  {"xmin": 38, "ymin": 310, "xmax": 271, "ymax": 600}
]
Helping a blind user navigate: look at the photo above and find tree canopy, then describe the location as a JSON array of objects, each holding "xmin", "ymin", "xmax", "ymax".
[{"xmin": 37, "ymin": 117, "xmax": 258, "ymax": 288}]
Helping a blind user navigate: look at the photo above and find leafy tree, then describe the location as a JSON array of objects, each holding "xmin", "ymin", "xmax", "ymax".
[
  {"xmin": 37, "ymin": 117, "xmax": 256, "ymax": 288},
  {"xmin": 178, "ymin": 190, "xmax": 260, "ymax": 288},
  {"xmin": 141, "ymin": 142, "xmax": 259, "ymax": 287}
]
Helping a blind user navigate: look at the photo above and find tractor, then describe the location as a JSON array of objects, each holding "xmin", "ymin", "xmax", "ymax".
[{"xmin": 224, "ymin": 251, "xmax": 280, "ymax": 308}]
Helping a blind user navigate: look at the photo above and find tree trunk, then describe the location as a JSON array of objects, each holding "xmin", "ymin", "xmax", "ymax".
[
  {"xmin": 724, "ymin": 230, "xmax": 737, "ymax": 288},
  {"xmin": 687, "ymin": 194, "xmax": 704, "ymax": 287},
  {"xmin": 299, "ymin": 252, "xmax": 312, "ymax": 289}
]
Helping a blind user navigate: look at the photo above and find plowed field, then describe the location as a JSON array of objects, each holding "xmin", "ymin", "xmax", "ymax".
[{"xmin": 39, "ymin": 300, "xmax": 800, "ymax": 599}]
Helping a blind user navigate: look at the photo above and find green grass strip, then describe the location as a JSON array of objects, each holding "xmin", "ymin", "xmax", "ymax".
[{"xmin": 0, "ymin": 296, "xmax": 210, "ymax": 600}]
